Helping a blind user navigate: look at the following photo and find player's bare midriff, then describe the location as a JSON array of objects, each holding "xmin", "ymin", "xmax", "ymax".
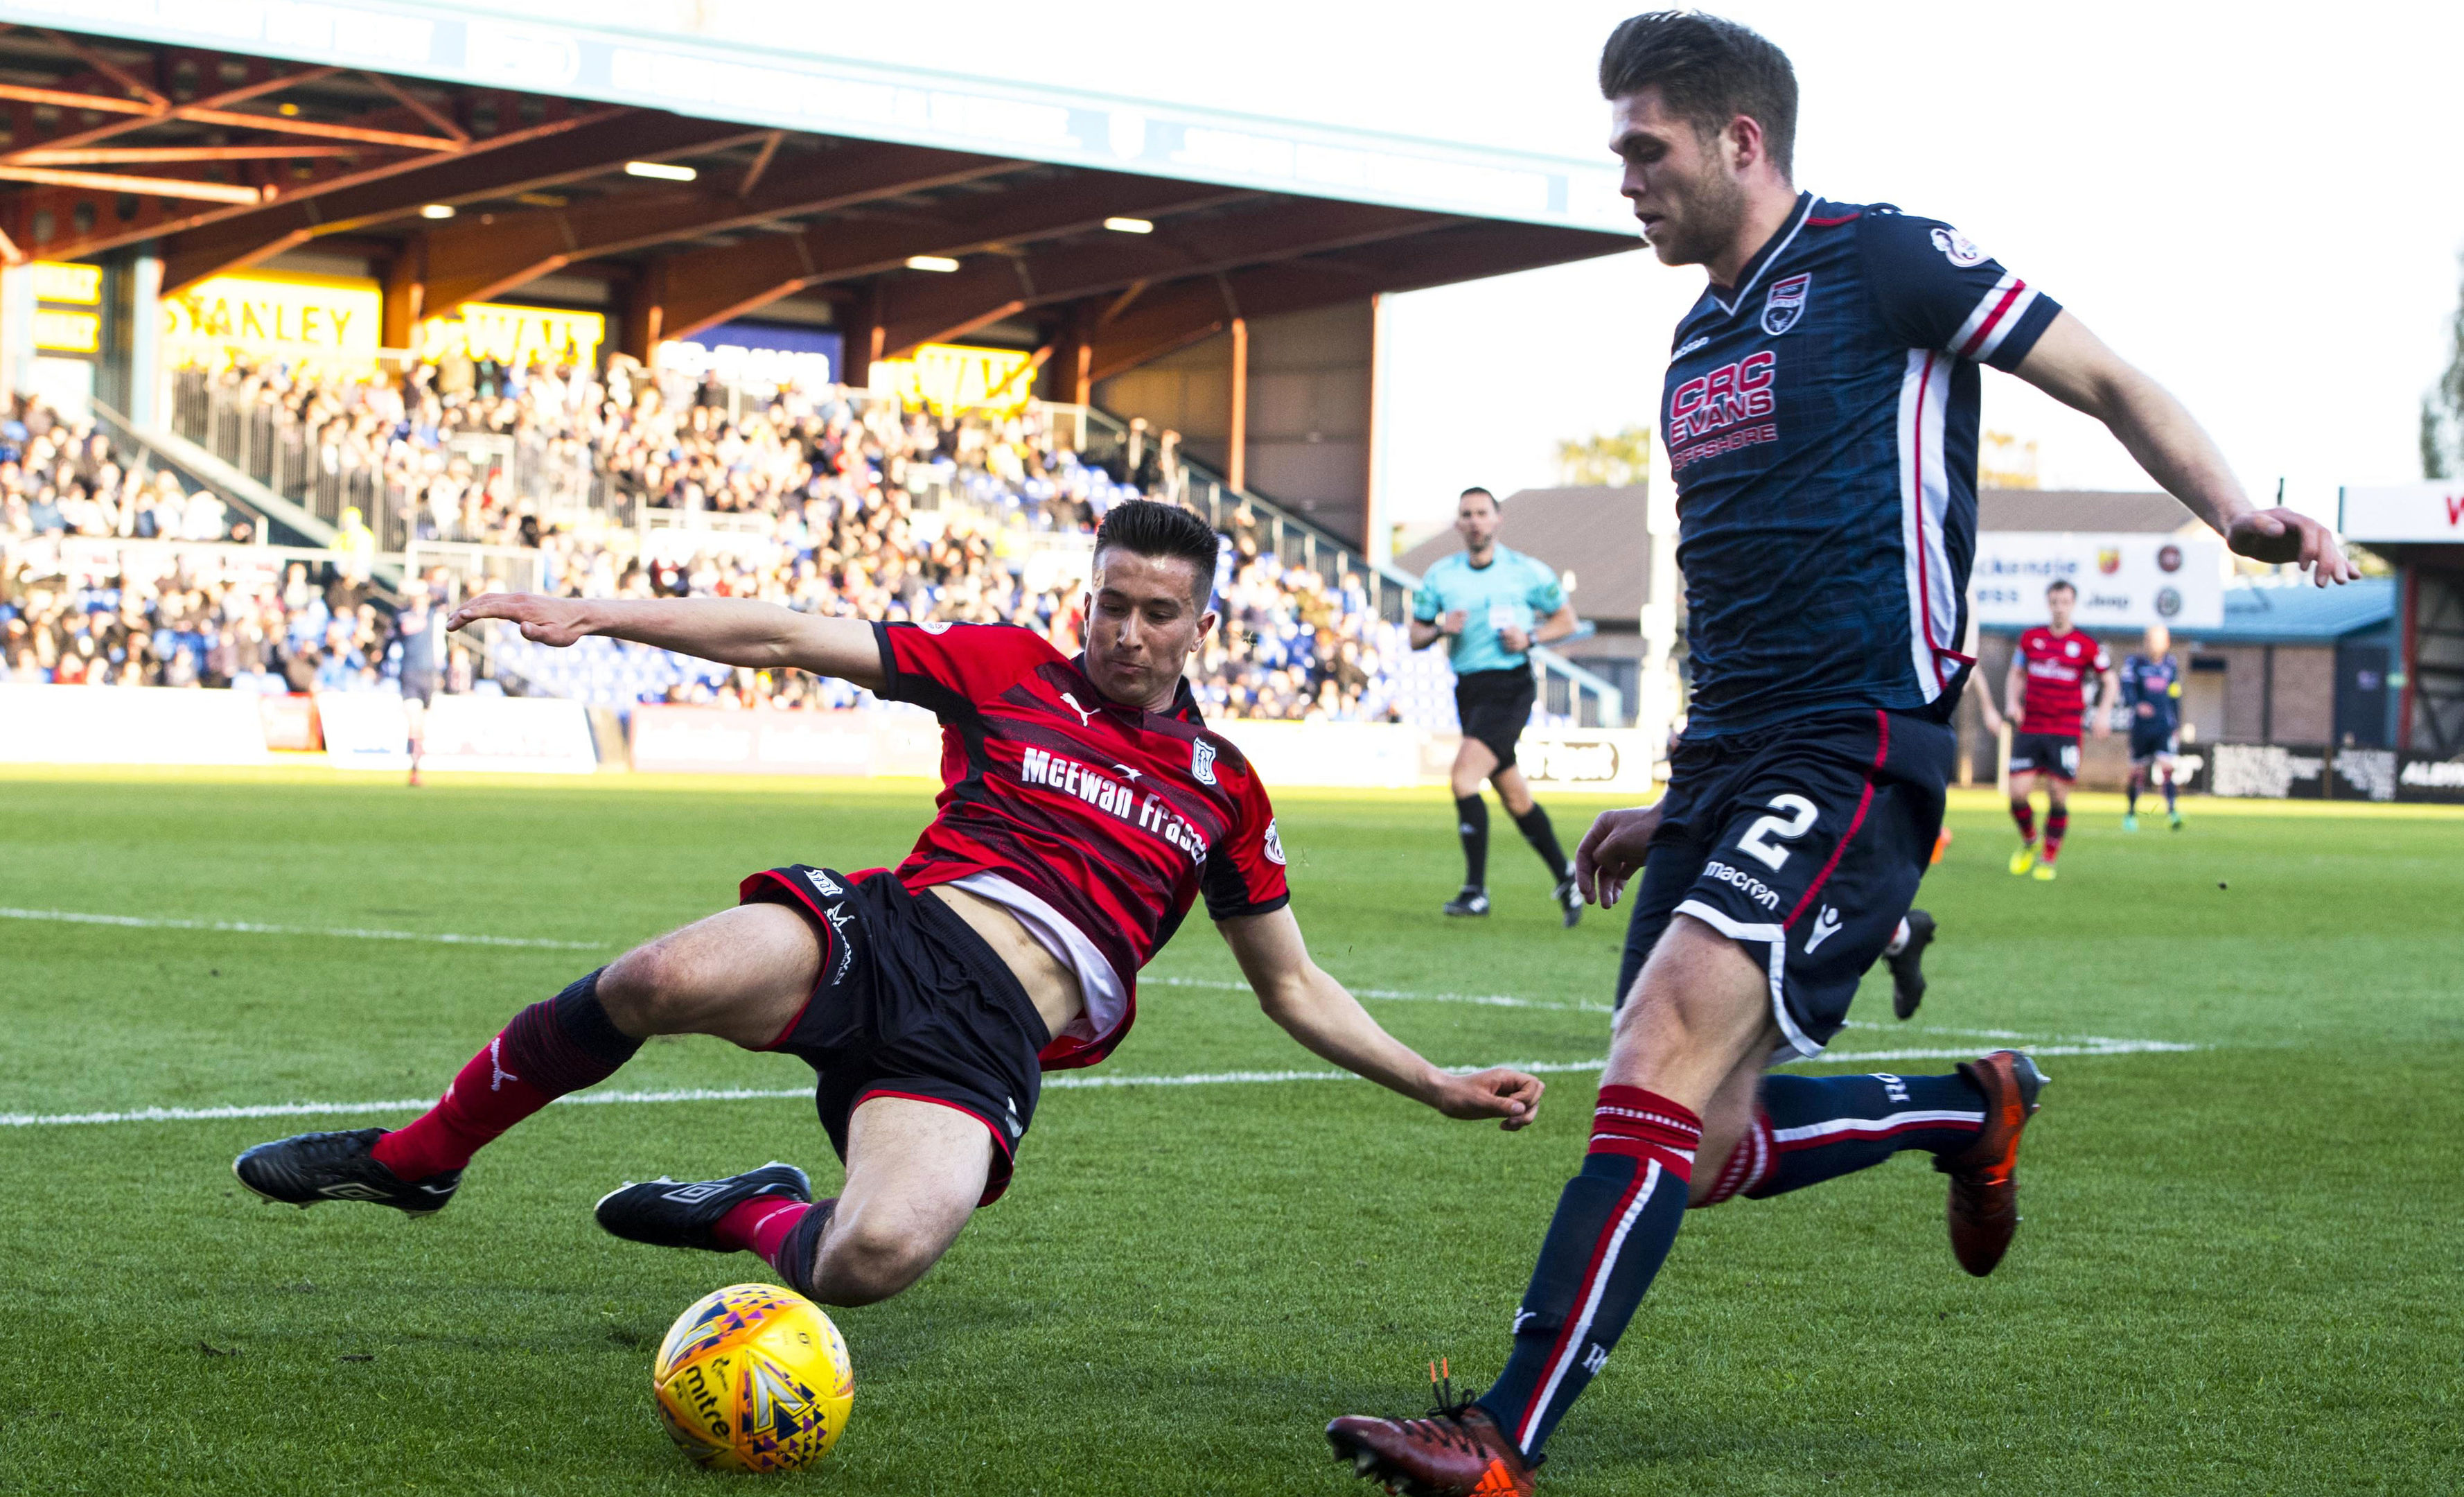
[{"xmin": 926, "ymin": 884, "xmax": 1086, "ymax": 1040}]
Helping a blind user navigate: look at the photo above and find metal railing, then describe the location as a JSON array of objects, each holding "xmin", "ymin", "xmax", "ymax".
[{"xmin": 1059, "ymin": 401, "xmax": 1628, "ymax": 728}]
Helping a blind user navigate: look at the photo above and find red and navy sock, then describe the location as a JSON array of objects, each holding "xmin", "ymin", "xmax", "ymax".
[
  {"xmin": 371, "ymin": 969, "xmax": 642, "ymax": 1182},
  {"xmin": 2009, "ymin": 798, "xmax": 2036, "ymax": 843},
  {"xmin": 1474, "ymin": 1087, "xmax": 1700, "ymax": 1460},
  {"xmin": 1708, "ymin": 1071, "xmax": 1982, "ymax": 1200},
  {"xmin": 2042, "ymin": 806, "xmax": 2069, "ymax": 863},
  {"xmin": 712, "ymin": 1197, "xmax": 835, "ymax": 1298}
]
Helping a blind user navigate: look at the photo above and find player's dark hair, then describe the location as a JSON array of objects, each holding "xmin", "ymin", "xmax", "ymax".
[
  {"xmin": 1093, "ymin": 499, "xmax": 1221, "ymax": 608},
  {"xmin": 1459, "ymin": 486, "xmax": 1498, "ymax": 508},
  {"xmin": 2046, "ymin": 578, "xmax": 2077, "ymax": 597},
  {"xmin": 1599, "ymin": 11, "xmax": 1798, "ymax": 180}
]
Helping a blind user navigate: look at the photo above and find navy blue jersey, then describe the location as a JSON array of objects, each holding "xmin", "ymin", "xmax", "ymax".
[
  {"xmin": 2119, "ymin": 652, "xmax": 2182, "ymax": 733},
  {"xmin": 1664, "ymin": 193, "xmax": 2063, "ymax": 735}
]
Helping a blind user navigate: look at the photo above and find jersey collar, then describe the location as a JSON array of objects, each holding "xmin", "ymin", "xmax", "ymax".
[
  {"xmin": 1707, "ymin": 190, "xmax": 1813, "ymax": 317},
  {"xmin": 1071, "ymin": 652, "xmax": 1206, "ymax": 724}
]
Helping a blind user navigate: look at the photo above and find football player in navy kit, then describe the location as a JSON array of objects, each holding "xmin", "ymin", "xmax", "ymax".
[
  {"xmin": 1327, "ymin": 13, "xmax": 2357, "ymax": 1494},
  {"xmin": 2120, "ymin": 623, "xmax": 2188, "ymax": 830}
]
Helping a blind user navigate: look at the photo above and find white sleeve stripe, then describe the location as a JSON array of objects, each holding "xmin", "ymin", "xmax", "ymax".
[
  {"xmin": 1966, "ymin": 284, "xmax": 2041, "ymax": 362},
  {"xmin": 1946, "ymin": 273, "xmax": 2018, "ymax": 353}
]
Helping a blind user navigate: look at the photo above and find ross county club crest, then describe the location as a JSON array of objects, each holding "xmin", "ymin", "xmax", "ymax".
[
  {"xmin": 1930, "ymin": 226, "xmax": 1987, "ymax": 267},
  {"xmin": 1761, "ymin": 272, "xmax": 1811, "ymax": 335},
  {"xmin": 1191, "ymin": 739, "xmax": 1218, "ymax": 785}
]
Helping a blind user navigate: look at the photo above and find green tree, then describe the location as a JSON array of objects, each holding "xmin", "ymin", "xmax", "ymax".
[
  {"xmin": 2422, "ymin": 254, "xmax": 2464, "ymax": 478},
  {"xmin": 1555, "ymin": 425, "xmax": 1653, "ymax": 487}
]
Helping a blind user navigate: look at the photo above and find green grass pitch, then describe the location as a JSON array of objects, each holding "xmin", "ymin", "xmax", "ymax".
[{"xmin": 2, "ymin": 769, "xmax": 2458, "ymax": 1495}]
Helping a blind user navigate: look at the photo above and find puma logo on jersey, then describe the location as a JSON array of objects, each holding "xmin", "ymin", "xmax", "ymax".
[
  {"xmin": 1059, "ymin": 692, "xmax": 1095, "ymax": 726},
  {"xmin": 1805, "ymin": 905, "xmax": 1844, "ymax": 952}
]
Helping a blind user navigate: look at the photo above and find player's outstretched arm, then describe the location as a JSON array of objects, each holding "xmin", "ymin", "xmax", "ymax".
[
  {"xmin": 1573, "ymin": 800, "xmax": 1662, "ymax": 909},
  {"xmin": 448, "ymin": 593, "xmax": 886, "ymax": 690},
  {"xmin": 2015, "ymin": 312, "xmax": 2358, "ymax": 586},
  {"xmin": 1215, "ymin": 906, "xmax": 1542, "ymax": 1130}
]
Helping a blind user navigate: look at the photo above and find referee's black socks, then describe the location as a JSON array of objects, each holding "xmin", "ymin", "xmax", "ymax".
[
  {"xmin": 1513, "ymin": 803, "xmax": 1571, "ymax": 882},
  {"xmin": 1455, "ymin": 794, "xmax": 1490, "ymax": 888}
]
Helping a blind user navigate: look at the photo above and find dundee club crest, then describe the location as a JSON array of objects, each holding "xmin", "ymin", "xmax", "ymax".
[
  {"xmin": 1761, "ymin": 273, "xmax": 1811, "ymax": 335},
  {"xmin": 1191, "ymin": 739, "xmax": 1218, "ymax": 786}
]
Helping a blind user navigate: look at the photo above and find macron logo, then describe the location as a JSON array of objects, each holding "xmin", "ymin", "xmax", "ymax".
[{"xmin": 1805, "ymin": 906, "xmax": 1843, "ymax": 952}]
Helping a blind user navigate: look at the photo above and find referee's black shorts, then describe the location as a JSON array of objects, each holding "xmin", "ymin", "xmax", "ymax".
[{"xmin": 1454, "ymin": 666, "xmax": 1537, "ymax": 769}]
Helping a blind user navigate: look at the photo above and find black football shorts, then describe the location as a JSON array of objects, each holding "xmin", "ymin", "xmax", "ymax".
[
  {"xmin": 2007, "ymin": 730, "xmax": 2081, "ymax": 780},
  {"xmin": 740, "ymin": 865, "xmax": 1048, "ymax": 1206},
  {"xmin": 1613, "ymin": 709, "xmax": 1953, "ymax": 1058},
  {"xmin": 1454, "ymin": 666, "xmax": 1538, "ymax": 769}
]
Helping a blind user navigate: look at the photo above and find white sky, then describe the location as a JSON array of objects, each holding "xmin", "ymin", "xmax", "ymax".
[{"xmin": 810, "ymin": 1, "xmax": 2464, "ymax": 530}]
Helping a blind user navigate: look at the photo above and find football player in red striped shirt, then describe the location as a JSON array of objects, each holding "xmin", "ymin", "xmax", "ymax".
[
  {"xmin": 1980, "ymin": 577, "xmax": 2118, "ymax": 881},
  {"xmin": 234, "ymin": 502, "xmax": 1544, "ymax": 1312}
]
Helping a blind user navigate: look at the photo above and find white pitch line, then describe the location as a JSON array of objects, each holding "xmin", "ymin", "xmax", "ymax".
[
  {"xmin": 1, "ymin": 1040, "xmax": 2201, "ymax": 1130},
  {"xmin": 0, "ymin": 907, "xmax": 608, "ymax": 951},
  {"xmin": 1149, "ymin": 974, "xmax": 1610, "ymax": 1013}
]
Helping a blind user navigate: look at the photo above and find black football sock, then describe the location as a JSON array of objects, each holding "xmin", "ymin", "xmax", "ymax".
[
  {"xmin": 773, "ymin": 1198, "xmax": 838, "ymax": 1300},
  {"xmin": 2163, "ymin": 770, "xmax": 2178, "ymax": 814},
  {"xmin": 2126, "ymin": 772, "xmax": 2142, "ymax": 816},
  {"xmin": 1741, "ymin": 1071, "xmax": 1985, "ymax": 1198},
  {"xmin": 1475, "ymin": 1087, "xmax": 1700, "ymax": 1460},
  {"xmin": 1513, "ymin": 803, "xmax": 1571, "ymax": 882},
  {"xmin": 1455, "ymin": 794, "xmax": 1490, "ymax": 889}
]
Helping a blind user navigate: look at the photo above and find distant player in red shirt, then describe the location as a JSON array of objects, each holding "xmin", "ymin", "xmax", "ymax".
[
  {"xmin": 233, "ymin": 502, "xmax": 1543, "ymax": 1309},
  {"xmin": 1980, "ymin": 577, "xmax": 2116, "ymax": 880}
]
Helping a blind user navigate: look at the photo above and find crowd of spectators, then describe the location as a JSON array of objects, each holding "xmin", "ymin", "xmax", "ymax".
[{"xmin": 2, "ymin": 358, "xmax": 1423, "ymax": 721}]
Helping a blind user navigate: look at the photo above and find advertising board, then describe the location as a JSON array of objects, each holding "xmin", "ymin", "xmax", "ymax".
[
  {"xmin": 2338, "ymin": 483, "xmax": 2464, "ymax": 544},
  {"xmin": 420, "ymin": 302, "xmax": 606, "ymax": 368},
  {"xmin": 1969, "ymin": 532, "xmax": 2224, "ymax": 631},
  {"xmin": 658, "ymin": 321, "xmax": 842, "ymax": 392},
  {"xmin": 421, "ymin": 697, "xmax": 599, "ymax": 774},
  {"xmin": 161, "ymin": 270, "xmax": 382, "ymax": 374},
  {"xmin": 0, "ymin": 683, "xmax": 272, "ymax": 764}
]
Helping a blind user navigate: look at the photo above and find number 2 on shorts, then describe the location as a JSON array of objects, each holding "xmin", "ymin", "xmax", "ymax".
[{"xmin": 1736, "ymin": 793, "xmax": 1818, "ymax": 870}]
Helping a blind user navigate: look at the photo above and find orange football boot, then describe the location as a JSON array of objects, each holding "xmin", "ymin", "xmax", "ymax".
[
  {"xmin": 1936, "ymin": 1049, "xmax": 2048, "ymax": 1276},
  {"xmin": 1328, "ymin": 1368, "xmax": 1535, "ymax": 1497}
]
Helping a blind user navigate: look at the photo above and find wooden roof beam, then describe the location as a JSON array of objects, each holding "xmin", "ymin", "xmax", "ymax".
[{"xmin": 419, "ymin": 143, "xmax": 1021, "ymax": 313}]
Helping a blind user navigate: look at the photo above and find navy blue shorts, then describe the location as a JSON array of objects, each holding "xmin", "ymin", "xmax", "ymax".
[
  {"xmin": 1614, "ymin": 710, "xmax": 1953, "ymax": 1058},
  {"xmin": 2128, "ymin": 723, "xmax": 2179, "ymax": 762},
  {"xmin": 741, "ymin": 866, "xmax": 1048, "ymax": 1207}
]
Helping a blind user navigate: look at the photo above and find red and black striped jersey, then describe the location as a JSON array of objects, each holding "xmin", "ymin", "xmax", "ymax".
[
  {"xmin": 871, "ymin": 621, "xmax": 1289, "ymax": 1070},
  {"xmin": 2016, "ymin": 625, "xmax": 2110, "ymax": 737}
]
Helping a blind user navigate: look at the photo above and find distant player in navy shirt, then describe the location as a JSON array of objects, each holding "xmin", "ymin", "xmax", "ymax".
[
  {"xmin": 2120, "ymin": 623, "xmax": 2187, "ymax": 831},
  {"xmin": 1329, "ymin": 13, "xmax": 2357, "ymax": 1494}
]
